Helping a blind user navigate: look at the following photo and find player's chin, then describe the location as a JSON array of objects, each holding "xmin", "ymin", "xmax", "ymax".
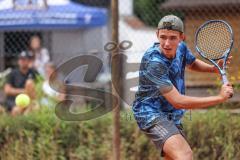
[{"xmin": 163, "ymin": 50, "xmax": 175, "ymax": 58}]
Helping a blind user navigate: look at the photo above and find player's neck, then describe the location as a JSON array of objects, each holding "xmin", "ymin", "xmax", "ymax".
[
  {"xmin": 159, "ymin": 47, "xmax": 175, "ymax": 59},
  {"xmin": 20, "ymin": 67, "xmax": 29, "ymax": 75}
]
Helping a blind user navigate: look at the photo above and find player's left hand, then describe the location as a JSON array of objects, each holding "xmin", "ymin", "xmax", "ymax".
[{"xmin": 214, "ymin": 56, "xmax": 232, "ymax": 73}]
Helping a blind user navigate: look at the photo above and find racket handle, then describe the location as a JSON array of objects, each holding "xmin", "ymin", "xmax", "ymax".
[
  {"xmin": 222, "ymin": 74, "xmax": 233, "ymax": 98},
  {"xmin": 222, "ymin": 74, "xmax": 229, "ymax": 84}
]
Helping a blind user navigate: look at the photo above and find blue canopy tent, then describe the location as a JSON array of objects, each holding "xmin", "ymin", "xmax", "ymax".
[
  {"xmin": 0, "ymin": 0, "xmax": 108, "ymax": 30},
  {"xmin": 0, "ymin": 0, "xmax": 110, "ymax": 75}
]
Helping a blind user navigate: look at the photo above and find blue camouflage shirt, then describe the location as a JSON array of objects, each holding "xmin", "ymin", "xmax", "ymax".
[{"xmin": 132, "ymin": 42, "xmax": 196, "ymax": 130}]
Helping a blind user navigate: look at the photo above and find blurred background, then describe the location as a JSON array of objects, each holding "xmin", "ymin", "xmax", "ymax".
[{"xmin": 0, "ymin": 0, "xmax": 240, "ymax": 159}]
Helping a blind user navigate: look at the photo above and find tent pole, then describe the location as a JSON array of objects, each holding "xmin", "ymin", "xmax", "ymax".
[
  {"xmin": 12, "ymin": 0, "xmax": 16, "ymax": 9},
  {"xmin": 43, "ymin": 0, "xmax": 48, "ymax": 9}
]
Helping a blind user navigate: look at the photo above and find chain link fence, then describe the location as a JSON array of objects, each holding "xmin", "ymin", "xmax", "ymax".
[
  {"xmin": 118, "ymin": 0, "xmax": 240, "ymax": 106},
  {"xmin": 0, "ymin": 0, "xmax": 110, "ymax": 69},
  {"xmin": 0, "ymin": 0, "xmax": 112, "ymax": 109}
]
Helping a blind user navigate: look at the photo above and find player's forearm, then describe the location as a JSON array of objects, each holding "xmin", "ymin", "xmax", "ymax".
[
  {"xmin": 9, "ymin": 88, "xmax": 25, "ymax": 96},
  {"xmin": 173, "ymin": 94, "xmax": 225, "ymax": 109},
  {"xmin": 4, "ymin": 86, "xmax": 24, "ymax": 96},
  {"xmin": 188, "ymin": 59, "xmax": 215, "ymax": 73}
]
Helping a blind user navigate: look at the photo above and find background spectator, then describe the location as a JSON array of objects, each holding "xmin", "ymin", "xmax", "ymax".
[
  {"xmin": 4, "ymin": 51, "xmax": 39, "ymax": 115},
  {"xmin": 40, "ymin": 62, "xmax": 65, "ymax": 107},
  {"xmin": 28, "ymin": 35, "xmax": 50, "ymax": 77}
]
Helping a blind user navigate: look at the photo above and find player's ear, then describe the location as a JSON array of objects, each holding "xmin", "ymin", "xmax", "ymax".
[{"xmin": 180, "ymin": 33, "xmax": 185, "ymax": 41}]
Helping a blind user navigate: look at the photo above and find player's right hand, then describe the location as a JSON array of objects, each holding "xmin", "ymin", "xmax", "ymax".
[{"xmin": 219, "ymin": 83, "xmax": 234, "ymax": 100}]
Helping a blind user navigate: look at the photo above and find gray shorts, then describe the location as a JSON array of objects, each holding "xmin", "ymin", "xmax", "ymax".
[{"xmin": 141, "ymin": 117, "xmax": 186, "ymax": 156}]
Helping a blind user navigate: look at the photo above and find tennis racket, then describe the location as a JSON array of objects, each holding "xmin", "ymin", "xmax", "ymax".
[{"xmin": 195, "ymin": 20, "xmax": 233, "ymax": 88}]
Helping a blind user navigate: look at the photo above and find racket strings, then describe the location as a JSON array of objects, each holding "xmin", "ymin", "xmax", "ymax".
[{"xmin": 196, "ymin": 22, "xmax": 232, "ymax": 60}]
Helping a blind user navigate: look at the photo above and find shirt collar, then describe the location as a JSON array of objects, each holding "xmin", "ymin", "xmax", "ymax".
[{"xmin": 153, "ymin": 42, "xmax": 177, "ymax": 63}]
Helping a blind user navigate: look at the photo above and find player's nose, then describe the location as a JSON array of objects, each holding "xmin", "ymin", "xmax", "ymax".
[{"xmin": 165, "ymin": 39, "xmax": 171, "ymax": 46}]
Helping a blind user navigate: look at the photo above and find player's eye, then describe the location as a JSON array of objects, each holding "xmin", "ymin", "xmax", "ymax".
[
  {"xmin": 170, "ymin": 36, "xmax": 177, "ymax": 40},
  {"xmin": 160, "ymin": 35, "xmax": 167, "ymax": 40}
]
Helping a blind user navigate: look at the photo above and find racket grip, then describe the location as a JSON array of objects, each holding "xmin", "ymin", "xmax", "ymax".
[
  {"xmin": 222, "ymin": 74, "xmax": 229, "ymax": 84},
  {"xmin": 222, "ymin": 74, "xmax": 233, "ymax": 98}
]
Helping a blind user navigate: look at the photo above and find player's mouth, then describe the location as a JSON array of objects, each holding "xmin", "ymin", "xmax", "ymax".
[{"xmin": 164, "ymin": 48, "xmax": 172, "ymax": 51}]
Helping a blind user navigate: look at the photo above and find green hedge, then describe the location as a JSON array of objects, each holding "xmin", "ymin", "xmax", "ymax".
[
  {"xmin": 133, "ymin": 0, "xmax": 184, "ymax": 27},
  {"xmin": 0, "ymin": 108, "xmax": 240, "ymax": 160}
]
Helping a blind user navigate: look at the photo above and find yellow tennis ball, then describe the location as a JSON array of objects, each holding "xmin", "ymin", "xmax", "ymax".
[{"xmin": 15, "ymin": 94, "xmax": 30, "ymax": 108}]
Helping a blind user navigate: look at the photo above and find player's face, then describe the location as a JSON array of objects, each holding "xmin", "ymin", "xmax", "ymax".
[
  {"xmin": 30, "ymin": 37, "xmax": 41, "ymax": 51},
  {"xmin": 156, "ymin": 29, "xmax": 184, "ymax": 59},
  {"xmin": 18, "ymin": 58, "xmax": 30, "ymax": 70}
]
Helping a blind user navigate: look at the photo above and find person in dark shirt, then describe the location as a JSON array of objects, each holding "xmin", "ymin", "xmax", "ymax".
[{"xmin": 4, "ymin": 51, "xmax": 39, "ymax": 114}]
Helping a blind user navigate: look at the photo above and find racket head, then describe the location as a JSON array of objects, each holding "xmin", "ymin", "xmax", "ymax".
[{"xmin": 195, "ymin": 20, "xmax": 233, "ymax": 61}]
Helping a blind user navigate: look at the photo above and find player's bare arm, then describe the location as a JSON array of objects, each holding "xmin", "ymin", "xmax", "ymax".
[
  {"xmin": 187, "ymin": 56, "xmax": 232, "ymax": 73},
  {"xmin": 162, "ymin": 84, "xmax": 233, "ymax": 109},
  {"xmin": 4, "ymin": 84, "xmax": 25, "ymax": 96}
]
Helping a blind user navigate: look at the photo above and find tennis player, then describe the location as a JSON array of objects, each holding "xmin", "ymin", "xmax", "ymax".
[{"xmin": 132, "ymin": 15, "xmax": 233, "ymax": 160}]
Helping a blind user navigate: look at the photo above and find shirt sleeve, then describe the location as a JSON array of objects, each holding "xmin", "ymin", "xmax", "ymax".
[
  {"xmin": 29, "ymin": 69, "xmax": 41, "ymax": 81},
  {"xmin": 5, "ymin": 71, "xmax": 14, "ymax": 85},
  {"xmin": 184, "ymin": 43, "xmax": 196, "ymax": 65},
  {"xmin": 144, "ymin": 60, "xmax": 173, "ymax": 94},
  {"xmin": 41, "ymin": 48, "xmax": 50, "ymax": 63}
]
